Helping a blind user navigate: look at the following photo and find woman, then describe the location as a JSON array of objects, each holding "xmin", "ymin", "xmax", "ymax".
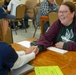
[
  {"xmin": 0, "ymin": 6, "xmax": 36, "ymax": 73},
  {"xmin": 0, "ymin": 16, "xmax": 36, "ymax": 74},
  {"xmin": 0, "ymin": 42, "xmax": 36, "ymax": 75},
  {"xmin": 0, "ymin": 16, "xmax": 36, "ymax": 75},
  {"xmin": 26, "ymin": 1, "xmax": 76, "ymax": 54}
]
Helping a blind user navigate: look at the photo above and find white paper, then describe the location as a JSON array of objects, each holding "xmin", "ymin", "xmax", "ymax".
[
  {"xmin": 47, "ymin": 47, "xmax": 68, "ymax": 54},
  {"xmin": 17, "ymin": 41, "xmax": 31, "ymax": 48},
  {"xmin": 17, "ymin": 41, "xmax": 68, "ymax": 54}
]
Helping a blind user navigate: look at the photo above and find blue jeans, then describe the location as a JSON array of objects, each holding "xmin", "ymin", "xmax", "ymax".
[
  {"xmin": 6, "ymin": 14, "xmax": 16, "ymax": 19},
  {"xmin": 20, "ymin": 14, "xmax": 30, "ymax": 28},
  {"xmin": 44, "ymin": 21, "xmax": 50, "ymax": 33}
]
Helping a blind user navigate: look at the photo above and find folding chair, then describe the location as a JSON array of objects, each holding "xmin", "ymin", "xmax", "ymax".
[
  {"xmin": 32, "ymin": 3, "xmax": 40, "ymax": 37},
  {"xmin": 56, "ymin": 0, "xmax": 63, "ymax": 5},
  {"xmin": 40, "ymin": 12, "xmax": 58, "ymax": 36},
  {"xmin": 11, "ymin": 4, "xmax": 27, "ymax": 35},
  {"xmin": 48, "ymin": 12, "xmax": 58, "ymax": 26},
  {"xmin": 32, "ymin": 3, "xmax": 40, "ymax": 28}
]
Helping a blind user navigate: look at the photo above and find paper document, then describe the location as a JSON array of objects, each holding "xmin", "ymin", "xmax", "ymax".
[
  {"xmin": 47, "ymin": 47, "xmax": 68, "ymax": 54},
  {"xmin": 35, "ymin": 66, "xmax": 63, "ymax": 75},
  {"xmin": 17, "ymin": 41, "xmax": 31, "ymax": 48}
]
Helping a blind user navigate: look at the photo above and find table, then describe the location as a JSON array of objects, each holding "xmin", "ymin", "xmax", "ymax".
[{"xmin": 11, "ymin": 38, "xmax": 76, "ymax": 75}]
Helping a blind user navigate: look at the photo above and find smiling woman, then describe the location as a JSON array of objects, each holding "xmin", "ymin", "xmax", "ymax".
[
  {"xmin": 58, "ymin": 1, "xmax": 75, "ymax": 26},
  {"xmin": 26, "ymin": 1, "xmax": 76, "ymax": 55}
]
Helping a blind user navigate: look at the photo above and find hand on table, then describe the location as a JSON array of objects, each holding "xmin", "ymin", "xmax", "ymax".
[
  {"xmin": 25, "ymin": 46, "xmax": 39, "ymax": 55},
  {"xmin": 55, "ymin": 42, "xmax": 64, "ymax": 49}
]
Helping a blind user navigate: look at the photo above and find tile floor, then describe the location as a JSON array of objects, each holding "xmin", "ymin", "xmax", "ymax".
[{"xmin": 12, "ymin": 20, "xmax": 40, "ymax": 43}]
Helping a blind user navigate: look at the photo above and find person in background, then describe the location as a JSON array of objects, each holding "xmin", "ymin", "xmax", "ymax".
[
  {"xmin": 7, "ymin": 0, "xmax": 23, "ymax": 17},
  {"xmin": 0, "ymin": 6, "xmax": 16, "ymax": 19},
  {"xmin": 0, "ymin": 6, "xmax": 16, "ymax": 36},
  {"xmin": 21, "ymin": 0, "xmax": 37, "ymax": 28},
  {"xmin": 7, "ymin": 0, "xmax": 25, "ymax": 28},
  {"xmin": 26, "ymin": 1, "xmax": 76, "ymax": 54},
  {"xmin": 36, "ymin": 0, "xmax": 58, "ymax": 32},
  {"xmin": 3, "ymin": 0, "xmax": 10, "ymax": 9}
]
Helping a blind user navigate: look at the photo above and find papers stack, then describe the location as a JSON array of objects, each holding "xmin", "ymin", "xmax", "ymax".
[
  {"xmin": 47, "ymin": 47, "xmax": 68, "ymax": 54},
  {"xmin": 35, "ymin": 66, "xmax": 63, "ymax": 75},
  {"xmin": 17, "ymin": 41, "xmax": 31, "ymax": 48},
  {"xmin": 17, "ymin": 41, "xmax": 68, "ymax": 54}
]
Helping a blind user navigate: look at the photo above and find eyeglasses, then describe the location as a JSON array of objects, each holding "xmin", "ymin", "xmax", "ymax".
[{"xmin": 58, "ymin": 11, "xmax": 69, "ymax": 14}]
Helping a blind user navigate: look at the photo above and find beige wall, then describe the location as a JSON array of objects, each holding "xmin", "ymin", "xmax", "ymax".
[
  {"xmin": 21, "ymin": 0, "xmax": 41, "ymax": 3},
  {"xmin": 63, "ymin": 0, "xmax": 73, "ymax": 2},
  {"xmin": 37, "ymin": 0, "xmax": 43, "ymax": 3}
]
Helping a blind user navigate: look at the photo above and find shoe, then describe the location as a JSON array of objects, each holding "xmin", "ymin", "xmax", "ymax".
[
  {"xmin": 18, "ymin": 26, "xmax": 23, "ymax": 29},
  {"xmin": 26, "ymin": 25, "xmax": 30, "ymax": 28}
]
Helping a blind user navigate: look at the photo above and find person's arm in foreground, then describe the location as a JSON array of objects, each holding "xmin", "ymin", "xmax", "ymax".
[
  {"xmin": 2, "ymin": 42, "xmax": 36, "ymax": 70},
  {"xmin": 26, "ymin": 18, "xmax": 76, "ymax": 53},
  {"xmin": 11, "ymin": 50, "xmax": 36, "ymax": 70}
]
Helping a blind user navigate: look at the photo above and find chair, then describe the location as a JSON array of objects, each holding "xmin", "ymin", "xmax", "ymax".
[
  {"xmin": 32, "ymin": 3, "xmax": 40, "ymax": 37},
  {"xmin": 56, "ymin": 0, "xmax": 63, "ymax": 5},
  {"xmin": 33, "ymin": 3, "xmax": 40, "ymax": 28},
  {"xmin": 40, "ymin": 12, "xmax": 58, "ymax": 36},
  {"xmin": 48, "ymin": 12, "xmax": 58, "ymax": 26},
  {"xmin": 0, "ymin": 19, "xmax": 13, "ymax": 44},
  {"xmin": 11, "ymin": 4, "xmax": 27, "ymax": 35}
]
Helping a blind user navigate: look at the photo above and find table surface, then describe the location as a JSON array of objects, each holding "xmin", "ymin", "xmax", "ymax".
[{"xmin": 11, "ymin": 38, "xmax": 76, "ymax": 75}]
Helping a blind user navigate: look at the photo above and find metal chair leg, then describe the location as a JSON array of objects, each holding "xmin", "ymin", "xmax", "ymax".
[
  {"xmin": 22, "ymin": 19, "xmax": 27, "ymax": 32},
  {"xmin": 32, "ymin": 19, "xmax": 36, "ymax": 29},
  {"xmin": 33, "ymin": 25, "xmax": 38, "ymax": 37},
  {"xmin": 13, "ymin": 22, "xmax": 17, "ymax": 35}
]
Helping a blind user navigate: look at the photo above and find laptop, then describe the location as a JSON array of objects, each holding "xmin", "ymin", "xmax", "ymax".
[{"xmin": 11, "ymin": 64, "xmax": 34, "ymax": 75}]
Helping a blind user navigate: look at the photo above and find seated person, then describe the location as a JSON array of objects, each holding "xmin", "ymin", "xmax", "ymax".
[
  {"xmin": 0, "ymin": 42, "xmax": 37, "ymax": 75},
  {"xmin": 26, "ymin": 1, "xmax": 76, "ymax": 54},
  {"xmin": 0, "ymin": 5, "xmax": 16, "ymax": 34},
  {"xmin": 0, "ymin": 14, "xmax": 35, "ymax": 75},
  {"xmin": 2, "ymin": 0, "xmax": 10, "ymax": 9},
  {"xmin": 20, "ymin": 0, "xmax": 38, "ymax": 28},
  {"xmin": 36, "ymin": 0, "xmax": 58, "ymax": 33},
  {"xmin": 0, "ymin": 6, "xmax": 16, "ymax": 19},
  {"xmin": 7, "ymin": 0, "xmax": 24, "ymax": 28}
]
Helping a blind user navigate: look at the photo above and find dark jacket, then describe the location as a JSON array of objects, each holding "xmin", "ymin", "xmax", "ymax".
[
  {"xmin": 0, "ymin": 42, "xmax": 18, "ymax": 75},
  {"xmin": 36, "ymin": 16, "xmax": 76, "ymax": 51}
]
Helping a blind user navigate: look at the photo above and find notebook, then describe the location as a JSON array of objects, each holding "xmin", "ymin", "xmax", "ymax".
[{"xmin": 11, "ymin": 64, "xmax": 34, "ymax": 75}]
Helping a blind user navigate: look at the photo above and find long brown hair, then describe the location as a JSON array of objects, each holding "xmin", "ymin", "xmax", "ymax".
[{"xmin": 0, "ymin": 19, "xmax": 4, "ymax": 41}]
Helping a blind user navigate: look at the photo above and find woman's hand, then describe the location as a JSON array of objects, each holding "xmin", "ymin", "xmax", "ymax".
[
  {"xmin": 25, "ymin": 46, "xmax": 39, "ymax": 55},
  {"xmin": 55, "ymin": 42, "xmax": 64, "ymax": 49}
]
